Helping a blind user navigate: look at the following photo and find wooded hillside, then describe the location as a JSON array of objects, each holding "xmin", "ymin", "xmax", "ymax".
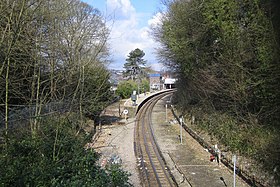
[
  {"xmin": 0, "ymin": 1, "xmax": 131, "ymax": 186},
  {"xmin": 153, "ymin": 0, "xmax": 280, "ymax": 185},
  {"xmin": 0, "ymin": 0, "xmax": 112, "ymax": 133}
]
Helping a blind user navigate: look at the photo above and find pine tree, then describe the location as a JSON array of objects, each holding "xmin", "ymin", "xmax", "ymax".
[{"xmin": 123, "ymin": 48, "xmax": 147, "ymax": 80}]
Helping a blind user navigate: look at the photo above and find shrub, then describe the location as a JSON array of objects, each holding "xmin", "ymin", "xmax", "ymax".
[
  {"xmin": 116, "ymin": 80, "xmax": 138, "ymax": 99},
  {"xmin": 0, "ymin": 116, "xmax": 131, "ymax": 186}
]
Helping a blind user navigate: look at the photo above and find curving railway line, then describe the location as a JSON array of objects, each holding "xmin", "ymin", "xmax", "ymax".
[{"xmin": 134, "ymin": 91, "xmax": 177, "ymax": 187}]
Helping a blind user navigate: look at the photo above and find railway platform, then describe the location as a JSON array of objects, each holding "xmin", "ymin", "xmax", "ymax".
[
  {"xmin": 151, "ymin": 96, "xmax": 250, "ymax": 187},
  {"xmin": 95, "ymin": 91, "xmax": 251, "ymax": 186}
]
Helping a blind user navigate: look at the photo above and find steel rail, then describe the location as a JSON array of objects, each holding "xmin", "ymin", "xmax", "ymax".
[{"xmin": 134, "ymin": 91, "xmax": 177, "ymax": 187}]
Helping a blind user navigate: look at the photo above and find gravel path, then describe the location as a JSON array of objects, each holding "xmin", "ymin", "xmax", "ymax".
[{"xmin": 93, "ymin": 100, "xmax": 141, "ymax": 186}]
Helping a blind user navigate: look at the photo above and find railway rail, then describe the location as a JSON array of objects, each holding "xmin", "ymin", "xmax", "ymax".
[
  {"xmin": 134, "ymin": 91, "xmax": 177, "ymax": 187},
  {"xmin": 133, "ymin": 89, "xmax": 262, "ymax": 187}
]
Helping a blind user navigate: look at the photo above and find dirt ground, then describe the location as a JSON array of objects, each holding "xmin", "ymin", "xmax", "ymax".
[
  {"xmin": 91, "ymin": 100, "xmax": 141, "ymax": 186},
  {"xmin": 91, "ymin": 97, "xmax": 250, "ymax": 187}
]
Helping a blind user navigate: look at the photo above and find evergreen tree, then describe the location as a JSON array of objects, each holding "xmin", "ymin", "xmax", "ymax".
[{"xmin": 123, "ymin": 48, "xmax": 147, "ymax": 80}]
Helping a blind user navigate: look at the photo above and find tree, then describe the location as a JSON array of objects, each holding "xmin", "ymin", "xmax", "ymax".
[
  {"xmin": 116, "ymin": 80, "xmax": 138, "ymax": 99},
  {"xmin": 155, "ymin": 0, "xmax": 280, "ymax": 123},
  {"xmin": 0, "ymin": 0, "xmax": 111, "ymax": 135},
  {"xmin": 123, "ymin": 48, "xmax": 147, "ymax": 80},
  {"xmin": 153, "ymin": 0, "xmax": 280, "ymax": 184},
  {"xmin": 82, "ymin": 63, "xmax": 113, "ymax": 120},
  {"xmin": 0, "ymin": 0, "xmax": 130, "ymax": 185}
]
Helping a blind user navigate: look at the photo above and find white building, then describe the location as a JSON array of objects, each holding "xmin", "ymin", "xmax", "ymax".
[{"xmin": 164, "ymin": 78, "xmax": 176, "ymax": 89}]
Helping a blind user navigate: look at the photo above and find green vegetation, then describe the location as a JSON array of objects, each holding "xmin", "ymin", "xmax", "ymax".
[
  {"xmin": 117, "ymin": 48, "xmax": 151, "ymax": 99},
  {"xmin": 123, "ymin": 48, "xmax": 147, "ymax": 80},
  {"xmin": 189, "ymin": 106, "xmax": 280, "ymax": 159},
  {"xmin": 0, "ymin": 116, "xmax": 131, "ymax": 186},
  {"xmin": 116, "ymin": 80, "xmax": 138, "ymax": 99},
  {"xmin": 0, "ymin": 0, "xmax": 130, "ymax": 185},
  {"xmin": 0, "ymin": 0, "xmax": 113, "ymax": 131},
  {"xmin": 140, "ymin": 79, "xmax": 150, "ymax": 94},
  {"xmin": 154, "ymin": 0, "xmax": 280, "ymax": 184},
  {"xmin": 116, "ymin": 79, "xmax": 149, "ymax": 99}
]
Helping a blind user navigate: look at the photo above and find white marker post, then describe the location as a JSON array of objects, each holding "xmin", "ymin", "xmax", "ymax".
[
  {"xmin": 165, "ymin": 104, "xmax": 168, "ymax": 122},
  {"xmin": 232, "ymin": 154, "xmax": 237, "ymax": 187},
  {"xmin": 131, "ymin": 90, "xmax": 137, "ymax": 106},
  {"xmin": 179, "ymin": 116, "xmax": 183, "ymax": 144},
  {"xmin": 123, "ymin": 109, "xmax": 128, "ymax": 120}
]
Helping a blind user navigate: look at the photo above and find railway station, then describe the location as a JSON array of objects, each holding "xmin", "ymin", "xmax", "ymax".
[
  {"xmin": 2, "ymin": 0, "xmax": 278, "ymax": 186},
  {"xmin": 94, "ymin": 90, "xmax": 252, "ymax": 187}
]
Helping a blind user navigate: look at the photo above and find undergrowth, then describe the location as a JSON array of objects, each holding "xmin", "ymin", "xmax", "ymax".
[
  {"xmin": 0, "ymin": 115, "xmax": 131, "ymax": 187},
  {"xmin": 184, "ymin": 107, "xmax": 280, "ymax": 185}
]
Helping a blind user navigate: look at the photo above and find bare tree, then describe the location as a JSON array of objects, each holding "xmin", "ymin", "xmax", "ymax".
[{"xmin": 0, "ymin": 0, "xmax": 111, "ymax": 136}]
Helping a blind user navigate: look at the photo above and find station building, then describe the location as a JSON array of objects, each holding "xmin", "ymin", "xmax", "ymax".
[
  {"xmin": 163, "ymin": 78, "xmax": 176, "ymax": 89},
  {"xmin": 149, "ymin": 73, "xmax": 176, "ymax": 91},
  {"xmin": 149, "ymin": 73, "xmax": 162, "ymax": 91}
]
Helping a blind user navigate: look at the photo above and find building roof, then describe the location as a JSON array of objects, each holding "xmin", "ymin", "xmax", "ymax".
[
  {"xmin": 149, "ymin": 73, "xmax": 161, "ymax": 77},
  {"xmin": 164, "ymin": 78, "xmax": 176, "ymax": 84}
]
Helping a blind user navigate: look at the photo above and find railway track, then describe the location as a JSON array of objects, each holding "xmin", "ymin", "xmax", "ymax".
[{"xmin": 134, "ymin": 91, "xmax": 177, "ymax": 187}]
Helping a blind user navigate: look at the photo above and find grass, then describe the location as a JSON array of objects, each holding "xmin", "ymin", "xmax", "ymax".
[{"xmin": 180, "ymin": 106, "xmax": 280, "ymax": 185}]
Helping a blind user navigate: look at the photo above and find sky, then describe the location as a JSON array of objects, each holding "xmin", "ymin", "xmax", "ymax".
[{"xmin": 82, "ymin": 0, "xmax": 164, "ymax": 71}]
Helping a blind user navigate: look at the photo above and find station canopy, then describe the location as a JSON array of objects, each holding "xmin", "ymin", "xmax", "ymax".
[{"xmin": 164, "ymin": 78, "xmax": 176, "ymax": 84}]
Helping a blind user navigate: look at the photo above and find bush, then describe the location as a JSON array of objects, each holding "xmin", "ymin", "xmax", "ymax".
[
  {"xmin": 0, "ymin": 116, "xmax": 131, "ymax": 186},
  {"xmin": 116, "ymin": 80, "xmax": 138, "ymax": 99},
  {"xmin": 140, "ymin": 79, "xmax": 149, "ymax": 94},
  {"xmin": 116, "ymin": 79, "xmax": 150, "ymax": 99},
  {"xmin": 188, "ymin": 106, "xmax": 280, "ymax": 184}
]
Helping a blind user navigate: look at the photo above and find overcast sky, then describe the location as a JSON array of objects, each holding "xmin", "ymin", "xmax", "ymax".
[{"xmin": 82, "ymin": 0, "xmax": 164, "ymax": 71}]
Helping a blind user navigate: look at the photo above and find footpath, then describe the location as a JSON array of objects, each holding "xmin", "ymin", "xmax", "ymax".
[{"xmin": 92, "ymin": 91, "xmax": 250, "ymax": 187}]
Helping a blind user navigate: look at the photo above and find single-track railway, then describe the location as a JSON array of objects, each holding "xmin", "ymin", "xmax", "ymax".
[{"xmin": 134, "ymin": 91, "xmax": 177, "ymax": 187}]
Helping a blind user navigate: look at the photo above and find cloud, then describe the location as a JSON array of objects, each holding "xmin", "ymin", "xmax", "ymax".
[
  {"xmin": 148, "ymin": 12, "xmax": 164, "ymax": 28},
  {"xmin": 151, "ymin": 62, "xmax": 163, "ymax": 71},
  {"xmin": 107, "ymin": 0, "xmax": 135, "ymax": 19},
  {"xmin": 106, "ymin": 0, "xmax": 161, "ymax": 70}
]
